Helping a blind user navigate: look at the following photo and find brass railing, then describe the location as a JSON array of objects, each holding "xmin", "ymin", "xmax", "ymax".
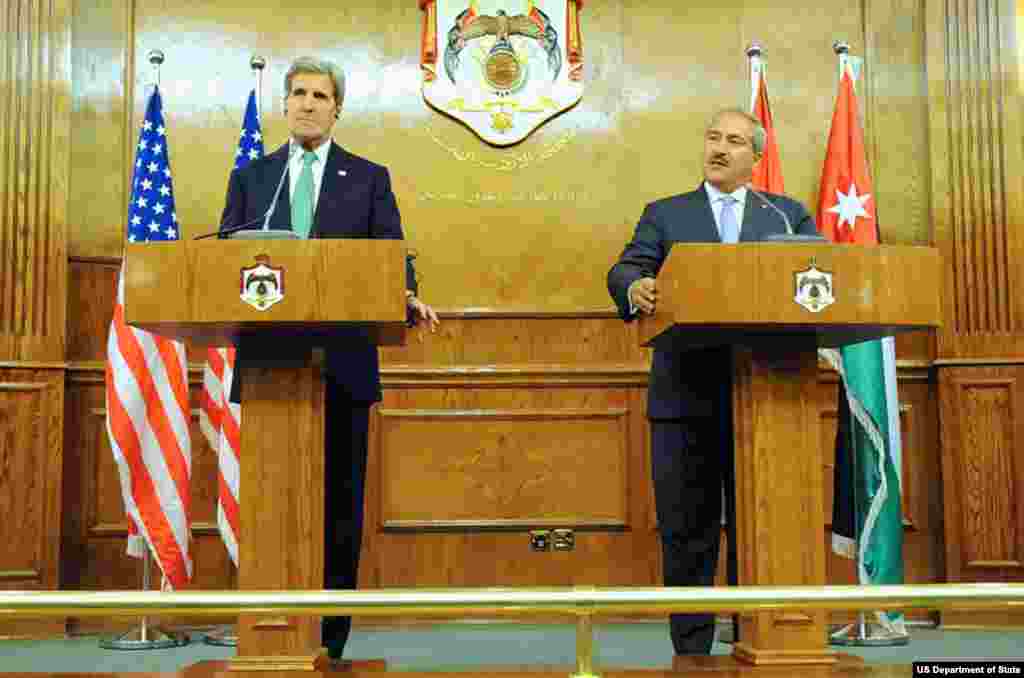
[{"xmin": 2, "ymin": 584, "xmax": 1022, "ymax": 677}]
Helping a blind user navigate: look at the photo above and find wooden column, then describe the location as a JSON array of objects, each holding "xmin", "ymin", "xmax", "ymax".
[
  {"xmin": 234, "ymin": 362, "xmax": 325, "ymax": 671},
  {"xmin": 732, "ymin": 344, "xmax": 833, "ymax": 665},
  {"xmin": 0, "ymin": 0, "xmax": 71, "ymax": 638},
  {"xmin": 926, "ymin": 0, "xmax": 1024, "ymax": 625}
]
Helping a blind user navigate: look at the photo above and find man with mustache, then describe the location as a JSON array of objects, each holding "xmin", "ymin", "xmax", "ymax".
[
  {"xmin": 220, "ymin": 56, "xmax": 439, "ymax": 664},
  {"xmin": 607, "ymin": 109, "xmax": 817, "ymax": 655}
]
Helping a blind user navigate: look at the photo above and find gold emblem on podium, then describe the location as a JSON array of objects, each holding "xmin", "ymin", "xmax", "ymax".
[
  {"xmin": 794, "ymin": 262, "xmax": 834, "ymax": 313},
  {"xmin": 240, "ymin": 255, "xmax": 285, "ymax": 311}
]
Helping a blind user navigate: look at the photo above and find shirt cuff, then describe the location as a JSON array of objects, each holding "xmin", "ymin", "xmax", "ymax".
[{"xmin": 626, "ymin": 279, "xmax": 641, "ymax": 316}]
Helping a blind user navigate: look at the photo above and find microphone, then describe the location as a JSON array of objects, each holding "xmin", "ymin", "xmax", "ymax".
[
  {"xmin": 746, "ymin": 184, "xmax": 792, "ymax": 235},
  {"xmin": 261, "ymin": 145, "xmax": 299, "ymax": 231},
  {"xmin": 193, "ymin": 145, "xmax": 299, "ymax": 240},
  {"xmin": 746, "ymin": 184, "xmax": 826, "ymax": 243}
]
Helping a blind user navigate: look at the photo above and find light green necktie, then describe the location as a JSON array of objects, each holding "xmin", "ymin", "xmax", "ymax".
[{"xmin": 291, "ymin": 151, "xmax": 317, "ymax": 239}]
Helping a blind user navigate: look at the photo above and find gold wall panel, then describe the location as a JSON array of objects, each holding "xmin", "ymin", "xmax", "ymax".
[
  {"xmin": 940, "ymin": 367, "xmax": 1024, "ymax": 582},
  {"xmin": 0, "ymin": 370, "xmax": 65, "ymax": 636},
  {"xmin": 378, "ymin": 408, "xmax": 629, "ymax": 528},
  {"xmin": 1, "ymin": 0, "xmax": 70, "ymax": 363}
]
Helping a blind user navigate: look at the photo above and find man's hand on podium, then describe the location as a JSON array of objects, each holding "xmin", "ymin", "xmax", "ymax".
[
  {"xmin": 629, "ymin": 277, "xmax": 658, "ymax": 315},
  {"xmin": 407, "ymin": 292, "xmax": 440, "ymax": 333}
]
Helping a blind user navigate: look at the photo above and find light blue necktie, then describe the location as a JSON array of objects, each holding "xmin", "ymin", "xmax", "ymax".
[
  {"xmin": 291, "ymin": 151, "xmax": 317, "ymax": 239},
  {"xmin": 719, "ymin": 194, "xmax": 740, "ymax": 244}
]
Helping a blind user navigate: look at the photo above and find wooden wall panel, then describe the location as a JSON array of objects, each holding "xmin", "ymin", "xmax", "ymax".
[
  {"xmin": 938, "ymin": 365, "xmax": 1024, "ymax": 627},
  {"xmin": 928, "ymin": 0, "xmax": 1024, "ymax": 358},
  {"xmin": 379, "ymin": 408, "xmax": 629, "ymax": 528},
  {"xmin": 940, "ymin": 366, "xmax": 1024, "ymax": 581},
  {"xmin": 0, "ymin": 369, "xmax": 65, "ymax": 637},
  {"xmin": 0, "ymin": 0, "xmax": 71, "ymax": 364}
]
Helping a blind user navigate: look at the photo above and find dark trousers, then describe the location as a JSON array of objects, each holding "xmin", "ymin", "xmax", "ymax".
[
  {"xmin": 651, "ymin": 411, "xmax": 737, "ymax": 655},
  {"xmin": 321, "ymin": 380, "xmax": 371, "ymax": 658}
]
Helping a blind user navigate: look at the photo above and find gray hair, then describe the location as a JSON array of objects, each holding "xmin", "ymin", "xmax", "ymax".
[
  {"xmin": 709, "ymin": 108, "xmax": 767, "ymax": 155},
  {"xmin": 284, "ymin": 56, "xmax": 346, "ymax": 105}
]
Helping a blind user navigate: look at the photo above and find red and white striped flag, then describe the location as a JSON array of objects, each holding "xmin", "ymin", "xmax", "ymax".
[
  {"xmin": 198, "ymin": 88, "xmax": 263, "ymax": 564},
  {"xmin": 105, "ymin": 86, "xmax": 192, "ymax": 588}
]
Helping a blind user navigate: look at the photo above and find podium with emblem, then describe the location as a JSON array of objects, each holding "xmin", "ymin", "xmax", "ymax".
[
  {"xmin": 639, "ymin": 243, "xmax": 941, "ymax": 666},
  {"xmin": 122, "ymin": 238, "xmax": 407, "ymax": 671}
]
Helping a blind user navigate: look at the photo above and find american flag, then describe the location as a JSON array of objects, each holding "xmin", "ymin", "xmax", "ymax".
[
  {"xmin": 105, "ymin": 86, "xmax": 192, "ymax": 589},
  {"xmin": 199, "ymin": 88, "xmax": 262, "ymax": 565}
]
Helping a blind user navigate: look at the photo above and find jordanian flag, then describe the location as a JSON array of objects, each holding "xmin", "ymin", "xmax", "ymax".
[{"xmin": 816, "ymin": 54, "xmax": 907, "ymax": 639}]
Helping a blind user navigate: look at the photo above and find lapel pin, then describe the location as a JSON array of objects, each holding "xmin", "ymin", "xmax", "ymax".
[{"xmin": 338, "ymin": 170, "xmax": 347, "ymax": 176}]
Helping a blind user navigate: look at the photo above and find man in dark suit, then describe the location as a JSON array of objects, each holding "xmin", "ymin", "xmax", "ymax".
[
  {"xmin": 607, "ymin": 109, "xmax": 817, "ymax": 655},
  {"xmin": 220, "ymin": 56, "xmax": 439, "ymax": 662}
]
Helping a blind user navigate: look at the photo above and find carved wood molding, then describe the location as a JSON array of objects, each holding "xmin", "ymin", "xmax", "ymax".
[
  {"xmin": 939, "ymin": 366, "xmax": 1024, "ymax": 582},
  {"xmin": 927, "ymin": 0, "xmax": 1024, "ymax": 358},
  {"xmin": 0, "ymin": 0, "xmax": 71, "ymax": 363}
]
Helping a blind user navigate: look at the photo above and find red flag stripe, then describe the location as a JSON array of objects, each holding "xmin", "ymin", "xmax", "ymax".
[{"xmin": 111, "ymin": 303, "xmax": 192, "ymax": 510}]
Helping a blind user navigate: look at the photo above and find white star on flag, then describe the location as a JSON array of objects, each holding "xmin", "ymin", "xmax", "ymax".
[
  {"xmin": 153, "ymin": 203, "xmax": 165, "ymax": 214},
  {"xmin": 136, "ymin": 197, "xmax": 148, "ymax": 209},
  {"xmin": 148, "ymin": 162, "xmax": 159, "ymax": 173},
  {"xmin": 159, "ymin": 185, "xmax": 171, "ymax": 196},
  {"xmin": 138, "ymin": 140, "xmax": 148, "ymax": 151},
  {"xmin": 141, "ymin": 179, "xmax": 153, "ymax": 191},
  {"xmin": 156, "ymin": 125, "xmax": 166, "ymax": 136},
  {"xmin": 152, "ymin": 144, "xmax": 163, "ymax": 155},
  {"xmin": 248, "ymin": 149, "xmax": 259, "ymax": 159},
  {"xmin": 143, "ymin": 120, "xmax": 153, "ymax": 131},
  {"xmin": 149, "ymin": 220, "xmax": 160, "ymax": 232},
  {"xmin": 826, "ymin": 183, "xmax": 872, "ymax": 229},
  {"xmin": 250, "ymin": 131, "xmax": 262, "ymax": 142}
]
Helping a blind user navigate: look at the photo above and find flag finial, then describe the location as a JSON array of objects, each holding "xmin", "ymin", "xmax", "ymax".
[
  {"xmin": 147, "ymin": 50, "xmax": 165, "ymax": 87},
  {"xmin": 250, "ymin": 55, "xmax": 266, "ymax": 72},
  {"xmin": 833, "ymin": 40, "xmax": 850, "ymax": 55},
  {"xmin": 746, "ymin": 42, "xmax": 763, "ymax": 59}
]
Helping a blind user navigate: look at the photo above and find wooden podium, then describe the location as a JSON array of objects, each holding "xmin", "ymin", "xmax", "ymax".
[
  {"xmin": 639, "ymin": 243, "xmax": 941, "ymax": 666},
  {"xmin": 123, "ymin": 239, "xmax": 407, "ymax": 671}
]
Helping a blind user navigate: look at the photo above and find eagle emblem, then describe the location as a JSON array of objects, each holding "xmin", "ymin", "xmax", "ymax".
[
  {"xmin": 794, "ymin": 264, "xmax": 835, "ymax": 313},
  {"xmin": 240, "ymin": 256, "xmax": 285, "ymax": 311},
  {"xmin": 420, "ymin": 1, "xmax": 585, "ymax": 146}
]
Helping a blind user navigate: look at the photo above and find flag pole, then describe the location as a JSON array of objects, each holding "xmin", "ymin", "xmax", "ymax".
[
  {"xmin": 99, "ymin": 46, "xmax": 190, "ymax": 654},
  {"xmin": 252, "ymin": 54, "xmax": 266, "ymax": 118},
  {"xmin": 203, "ymin": 55, "xmax": 265, "ymax": 650},
  {"xmin": 745, "ymin": 41, "xmax": 762, "ymax": 114},
  {"xmin": 826, "ymin": 38, "xmax": 907, "ymax": 648}
]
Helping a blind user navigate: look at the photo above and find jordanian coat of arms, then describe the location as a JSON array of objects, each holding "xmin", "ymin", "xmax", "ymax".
[
  {"xmin": 419, "ymin": 0, "xmax": 585, "ymax": 146},
  {"xmin": 794, "ymin": 264, "xmax": 835, "ymax": 313},
  {"xmin": 240, "ymin": 256, "xmax": 285, "ymax": 311}
]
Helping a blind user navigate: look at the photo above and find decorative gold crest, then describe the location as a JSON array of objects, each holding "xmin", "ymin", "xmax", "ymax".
[
  {"xmin": 420, "ymin": 0, "xmax": 585, "ymax": 146},
  {"xmin": 794, "ymin": 262, "xmax": 835, "ymax": 313},
  {"xmin": 240, "ymin": 255, "xmax": 284, "ymax": 311}
]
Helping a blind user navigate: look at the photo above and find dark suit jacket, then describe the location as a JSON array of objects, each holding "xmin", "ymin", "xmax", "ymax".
[
  {"xmin": 607, "ymin": 183, "xmax": 818, "ymax": 419},
  {"xmin": 221, "ymin": 141, "xmax": 416, "ymax": 403}
]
